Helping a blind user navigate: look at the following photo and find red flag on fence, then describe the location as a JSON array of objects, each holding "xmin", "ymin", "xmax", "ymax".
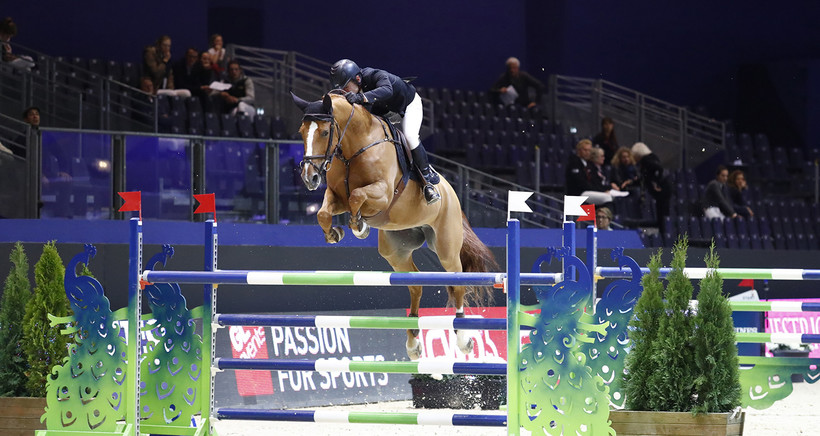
[
  {"xmin": 738, "ymin": 279, "xmax": 755, "ymax": 288},
  {"xmin": 194, "ymin": 194, "xmax": 216, "ymax": 220},
  {"xmin": 577, "ymin": 204, "xmax": 596, "ymax": 227},
  {"xmin": 118, "ymin": 191, "xmax": 142, "ymax": 220}
]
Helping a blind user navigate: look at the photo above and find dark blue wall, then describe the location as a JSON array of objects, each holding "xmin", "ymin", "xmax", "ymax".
[{"xmin": 5, "ymin": 1, "xmax": 819, "ymax": 147}]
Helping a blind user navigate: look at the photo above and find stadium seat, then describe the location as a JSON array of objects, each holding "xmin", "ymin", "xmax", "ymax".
[
  {"xmin": 254, "ymin": 115, "xmax": 271, "ymax": 139},
  {"xmin": 236, "ymin": 114, "xmax": 253, "ymax": 138},
  {"xmin": 204, "ymin": 112, "xmax": 220, "ymax": 137},
  {"xmin": 221, "ymin": 114, "xmax": 238, "ymax": 137}
]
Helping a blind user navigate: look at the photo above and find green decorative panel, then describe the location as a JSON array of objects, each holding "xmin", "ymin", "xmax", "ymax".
[
  {"xmin": 518, "ymin": 247, "xmax": 614, "ymax": 435},
  {"xmin": 581, "ymin": 247, "xmax": 641, "ymax": 409},
  {"xmin": 140, "ymin": 245, "xmax": 203, "ymax": 426},
  {"xmin": 43, "ymin": 245, "xmax": 127, "ymax": 431},
  {"xmin": 739, "ymin": 356, "xmax": 820, "ymax": 409}
]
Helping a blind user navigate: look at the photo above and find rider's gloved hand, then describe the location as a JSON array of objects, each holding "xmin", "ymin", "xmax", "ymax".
[{"xmin": 346, "ymin": 92, "xmax": 365, "ymax": 105}]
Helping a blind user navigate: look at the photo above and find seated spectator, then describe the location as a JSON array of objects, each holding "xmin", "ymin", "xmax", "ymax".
[
  {"xmin": 193, "ymin": 52, "xmax": 218, "ymax": 111},
  {"xmin": 565, "ymin": 140, "xmax": 619, "ymax": 205},
  {"xmin": 610, "ymin": 146, "xmax": 639, "ymax": 192},
  {"xmin": 566, "ymin": 139, "xmax": 593, "ymax": 196},
  {"xmin": 208, "ymin": 33, "xmax": 228, "ymax": 77},
  {"xmin": 702, "ymin": 165, "xmax": 737, "ymax": 220},
  {"xmin": 142, "ymin": 35, "xmax": 190, "ymax": 98},
  {"xmin": 631, "ymin": 142, "xmax": 672, "ymax": 228},
  {"xmin": 728, "ymin": 170, "xmax": 754, "ymax": 217},
  {"xmin": 17, "ymin": 107, "xmax": 70, "ymax": 184},
  {"xmin": 0, "ymin": 17, "xmax": 35, "ymax": 71},
  {"xmin": 593, "ymin": 117, "xmax": 619, "ymax": 163},
  {"xmin": 9, "ymin": 106, "xmax": 37, "ymax": 158},
  {"xmin": 489, "ymin": 57, "xmax": 544, "ymax": 110},
  {"xmin": 214, "ymin": 60, "xmax": 255, "ymax": 120},
  {"xmin": 585, "ymin": 146, "xmax": 626, "ymax": 206},
  {"xmin": 596, "ymin": 206, "xmax": 614, "ymax": 231},
  {"xmin": 133, "ymin": 76, "xmax": 170, "ymax": 130},
  {"xmin": 173, "ymin": 47, "xmax": 200, "ymax": 95}
]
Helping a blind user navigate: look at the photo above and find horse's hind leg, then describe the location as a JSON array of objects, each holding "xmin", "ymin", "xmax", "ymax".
[
  {"xmin": 379, "ymin": 228, "xmax": 426, "ymax": 360},
  {"xmin": 425, "ymin": 213, "xmax": 475, "ymax": 356}
]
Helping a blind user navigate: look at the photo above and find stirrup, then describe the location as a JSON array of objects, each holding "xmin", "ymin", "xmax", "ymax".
[{"xmin": 423, "ymin": 184, "xmax": 440, "ymax": 205}]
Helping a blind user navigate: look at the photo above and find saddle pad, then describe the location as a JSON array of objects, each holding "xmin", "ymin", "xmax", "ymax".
[{"xmin": 381, "ymin": 118, "xmax": 423, "ymax": 186}]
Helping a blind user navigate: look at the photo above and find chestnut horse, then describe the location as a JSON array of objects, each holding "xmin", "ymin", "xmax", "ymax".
[{"xmin": 291, "ymin": 91, "xmax": 498, "ymax": 359}]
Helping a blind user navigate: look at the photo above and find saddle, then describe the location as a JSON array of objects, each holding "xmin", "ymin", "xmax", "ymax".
[{"xmin": 380, "ymin": 116, "xmax": 423, "ymax": 186}]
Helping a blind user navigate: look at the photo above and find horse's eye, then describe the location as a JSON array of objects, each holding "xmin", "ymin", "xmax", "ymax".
[{"xmin": 321, "ymin": 130, "xmax": 329, "ymax": 137}]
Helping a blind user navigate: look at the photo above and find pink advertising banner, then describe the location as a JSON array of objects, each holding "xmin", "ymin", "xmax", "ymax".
[{"xmin": 765, "ymin": 298, "xmax": 820, "ymax": 358}]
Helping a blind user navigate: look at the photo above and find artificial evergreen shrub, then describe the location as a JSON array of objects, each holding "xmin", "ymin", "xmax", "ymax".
[
  {"xmin": 624, "ymin": 237, "xmax": 741, "ymax": 414},
  {"xmin": 648, "ymin": 236, "xmax": 696, "ymax": 411},
  {"xmin": 692, "ymin": 243, "xmax": 741, "ymax": 413},
  {"xmin": 623, "ymin": 250, "xmax": 664, "ymax": 411},
  {"xmin": 0, "ymin": 243, "xmax": 33, "ymax": 396},
  {"xmin": 22, "ymin": 241, "xmax": 72, "ymax": 397}
]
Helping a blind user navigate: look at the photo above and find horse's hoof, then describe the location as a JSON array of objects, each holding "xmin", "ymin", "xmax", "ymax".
[
  {"xmin": 351, "ymin": 221, "xmax": 370, "ymax": 239},
  {"xmin": 457, "ymin": 335, "xmax": 474, "ymax": 355},
  {"xmin": 407, "ymin": 339, "xmax": 423, "ymax": 361},
  {"xmin": 326, "ymin": 226, "xmax": 345, "ymax": 244}
]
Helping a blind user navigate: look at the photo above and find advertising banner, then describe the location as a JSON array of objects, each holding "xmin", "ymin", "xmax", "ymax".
[{"xmin": 765, "ymin": 298, "xmax": 820, "ymax": 358}]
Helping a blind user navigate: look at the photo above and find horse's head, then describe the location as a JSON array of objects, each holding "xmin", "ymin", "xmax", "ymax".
[{"xmin": 291, "ymin": 92, "xmax": 337, "ymax": 191}]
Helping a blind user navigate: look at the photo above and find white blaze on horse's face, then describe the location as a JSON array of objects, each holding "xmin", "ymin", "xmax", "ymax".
[{"xmin": 301, "ymin": 121, "xmax": 322, "ymax": 191}]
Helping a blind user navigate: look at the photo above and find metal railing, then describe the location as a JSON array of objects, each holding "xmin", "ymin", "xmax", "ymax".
[
  {"xmin": 0, "ymin": 42, "xmax": 155, "ymax": 133},
  {"xmin": 22, "ymin": 127, "xmax": 551, "ymax": 228},
  {"xmin": 548, "ymin": 75, "xmax": 726, "ymax": 171}
]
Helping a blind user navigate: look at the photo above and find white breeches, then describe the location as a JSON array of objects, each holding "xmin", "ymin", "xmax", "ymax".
[{"xmin": 402, "ymin": 93, "xmax": 423, "ymax": 150}]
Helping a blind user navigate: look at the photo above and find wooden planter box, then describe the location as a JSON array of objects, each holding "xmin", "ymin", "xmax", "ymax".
[
  {"xmin": 0, "ymin": 397, "xmax": 47, "ymax": 436},
  {"xmin": 609, "ymin": 410, "xmax": 745, "ymax": 436}
]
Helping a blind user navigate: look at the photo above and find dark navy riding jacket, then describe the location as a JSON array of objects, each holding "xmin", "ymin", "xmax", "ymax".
[{"xmin": 359, "ymin": 67, "xmax": 416, "ymax": 117}]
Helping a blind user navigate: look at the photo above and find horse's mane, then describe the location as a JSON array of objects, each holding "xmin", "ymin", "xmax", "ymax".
[{"xmin": 329, "ymin": 94, "xmax": 375, "ymax": 129}]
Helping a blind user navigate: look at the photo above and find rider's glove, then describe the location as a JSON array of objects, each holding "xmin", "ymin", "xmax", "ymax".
[{"xmin": 346, "ymin": 92, "xmax": 365, "ymax": 105}]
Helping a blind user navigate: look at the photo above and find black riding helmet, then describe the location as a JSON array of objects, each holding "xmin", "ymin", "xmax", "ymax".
[{"xmin": 330, "ymin": 59, "xmax": 361, "ymax": 90}]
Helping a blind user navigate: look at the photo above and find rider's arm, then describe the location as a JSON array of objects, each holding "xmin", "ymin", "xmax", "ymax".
[{"xmin": 362, "ymin": 69, "xmax": 395, "ymax": 104}]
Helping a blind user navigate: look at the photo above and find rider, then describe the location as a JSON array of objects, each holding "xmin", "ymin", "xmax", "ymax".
[{"xmin": 330, "ymin": 59, "xmax": 441, "ymax": 204}]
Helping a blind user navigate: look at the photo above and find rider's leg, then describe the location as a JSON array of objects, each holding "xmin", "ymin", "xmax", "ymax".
[{"xmin": 403, "ymin": 93, "xmax": 441, "ymax": 204}]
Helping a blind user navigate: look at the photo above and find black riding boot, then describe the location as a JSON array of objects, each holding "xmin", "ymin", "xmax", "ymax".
[{"xmin": 411, "ymin": 145, "xmax": 440, "ymax": 204}]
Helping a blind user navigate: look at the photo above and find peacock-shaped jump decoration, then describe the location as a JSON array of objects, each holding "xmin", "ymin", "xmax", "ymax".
[
  {"xmin": 579, "ymin": 247, "xmax": 641, "ymax": 409},
  {"xmin": 43, "ymin": 244, "xmax": 127, "ymax": 431},
  {"xmin": 139, "ymin": 244, "xmax": 203, "ymax": 426},
  {"xmin": 518, "ymin": 246, "xmax": 614, "ymax": 436}
]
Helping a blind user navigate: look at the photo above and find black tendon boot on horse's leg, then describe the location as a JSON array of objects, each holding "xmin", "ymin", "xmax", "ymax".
[{"xmin": 411, "ymin": 145, "xmax": 441, "ymax": 204}]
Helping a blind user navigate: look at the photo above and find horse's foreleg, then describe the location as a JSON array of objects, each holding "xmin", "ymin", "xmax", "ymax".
[
  {"xmin": 317, "ymin": 189, "xmax": 346, "ymax": 244},
  {"xmin": 348, "ymin": 182, "xmax": 389, "ymax": 239}
]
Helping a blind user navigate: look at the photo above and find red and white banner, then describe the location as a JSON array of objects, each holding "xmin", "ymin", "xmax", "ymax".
[
  {"xmin": 412, "ymin": 307, "xmax": 530, "ymax": 361},
  {"xmin": 229, "ymin": 326, "xmax": 274, "ymax": 396}
]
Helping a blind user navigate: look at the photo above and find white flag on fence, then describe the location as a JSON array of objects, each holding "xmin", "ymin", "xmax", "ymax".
[
  {"xmin": 507, "ymin": 191, "xmax": 533, "ymax": 220},
  {"xmin": 563, "ymin": 195, "xmax": 589, "ymax": 221}
]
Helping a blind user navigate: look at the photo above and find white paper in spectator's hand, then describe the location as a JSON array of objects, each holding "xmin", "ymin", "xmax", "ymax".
[
  {"xmin": 500, "ymin": 85, "xmax": 518, "ymax": 105},
  {"xmin": 209, "ymin": 81, "xmax": 232, "ymax": 91}
]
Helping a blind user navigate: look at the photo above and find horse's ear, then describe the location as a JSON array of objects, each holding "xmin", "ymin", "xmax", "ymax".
[
  {"xmin": 290, "ymin": 91, "xmax": 310, "ymax": 112},
  {"xmin": 322, "ymin": 94, "xmax": 333, "ymax": 114}
]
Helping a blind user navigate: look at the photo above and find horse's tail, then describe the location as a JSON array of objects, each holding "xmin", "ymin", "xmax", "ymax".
[{"xmin": 459, "ymin": 212, "xmax": 500, "ymax": 306}]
